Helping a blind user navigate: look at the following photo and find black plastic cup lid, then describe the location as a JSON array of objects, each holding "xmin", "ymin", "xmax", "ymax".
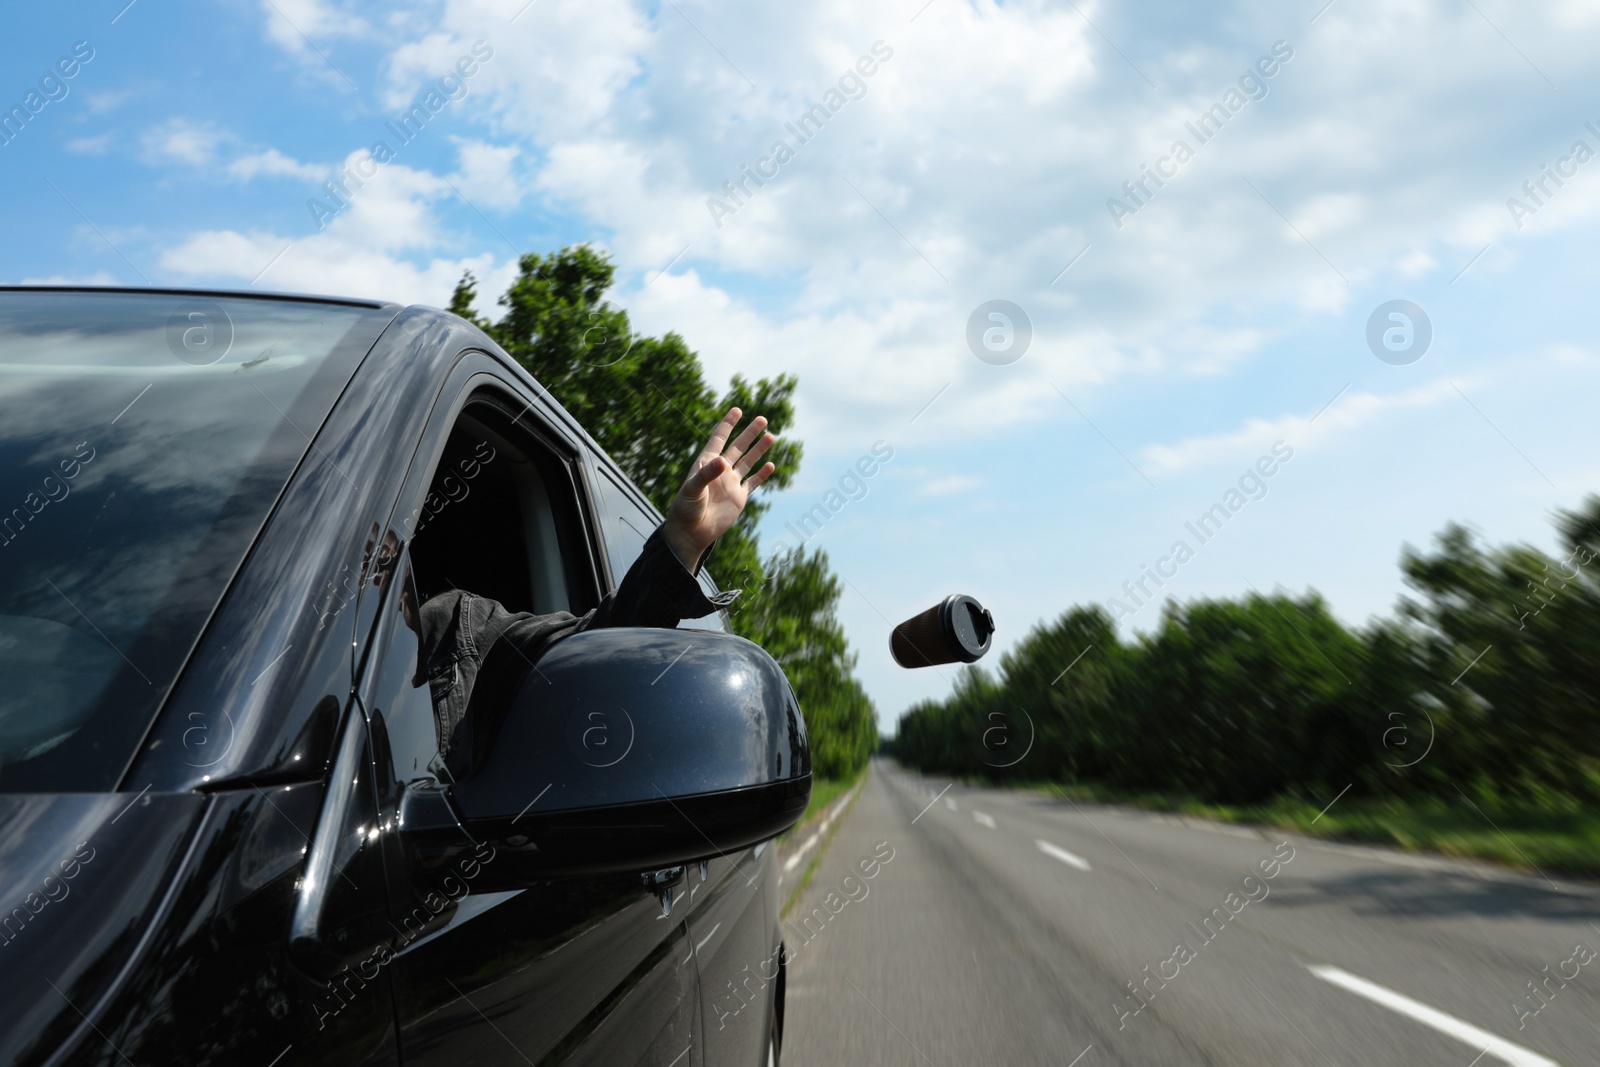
[{"xmin": 940, "ymin": 594, "xmax": 995, "ymax": 662}]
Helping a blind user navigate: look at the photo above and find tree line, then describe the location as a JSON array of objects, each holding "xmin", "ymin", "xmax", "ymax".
[
  {"xmin": 448, "ymin": 247, "xmax": 877, "ymax": 780},
  {"xmin": 892, "ymin": 499, "xmax": 1600, "ymax": 806}
]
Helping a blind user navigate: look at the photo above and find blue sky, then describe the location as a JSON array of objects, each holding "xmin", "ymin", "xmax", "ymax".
[{"xmin": 6, "ymin": 0, "xmax": 1600, "ymax": 732}]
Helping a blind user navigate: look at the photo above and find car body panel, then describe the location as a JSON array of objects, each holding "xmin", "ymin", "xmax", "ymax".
[
  {"xmin": 690, "ymin": 847, "xmax": 775, "ymax": 1064},
  {"xmin": 0, "ymin": 793, "xmax": 208, "ymax": 1067},
  {"xmin": 31, "ymin": 784, "xmax": 401, "ymax": 1067},
  {"xmin": 0, "ymin": 291, "xmax": 790, "ymax": 1067}
]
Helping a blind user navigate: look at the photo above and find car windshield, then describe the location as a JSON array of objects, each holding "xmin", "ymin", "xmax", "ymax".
[{"xmin": 0, "ymin": 291, "xmax": 389, "ymax": 793}]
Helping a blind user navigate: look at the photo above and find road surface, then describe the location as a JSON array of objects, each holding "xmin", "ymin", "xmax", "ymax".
[{"xmin": 780, "ymin": 760, "xmax": 1600, "ymax": 1066}]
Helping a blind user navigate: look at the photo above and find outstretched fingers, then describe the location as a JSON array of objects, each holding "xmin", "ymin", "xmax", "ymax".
[
  {"xmin": 742, "ymin": 461, "xmax": 776, "ymax": 492},
  {"xmin": 724, "ymin": 414, "xmax": 769, "ymax": 463},
  {"xmin": 693, "ymin": 407, "xmax": 777, "ymax": 494},
  {"xmin": 698, "ymin": 407, "xmax": 742, "ymax": 466},
  {"xmin": 732, "ymin": 430, "xmax": 775, "ymax": 478}
]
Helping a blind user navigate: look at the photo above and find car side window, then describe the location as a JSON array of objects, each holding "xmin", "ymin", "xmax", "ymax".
[
  {"xmin": 377, "ymin": 391, "xmax": 599, "ymax": 784},
  {"xmin": 589, "ymin": 463, "xmax": 730, "ymax": 633},
  {"xmin": 590, "ymin": 467, "xmax": 652, "ymax": 587},
  {"xmin": 408, "ymin": 404, "xmax": 589, "ymax": 617}
]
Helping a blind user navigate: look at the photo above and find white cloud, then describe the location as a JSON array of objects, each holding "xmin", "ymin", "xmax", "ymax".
[
  {"xmin": 66, "ymin": 133, "xmax": 114, "ymax": 155},
  {"xmin": 1159, "ymin": 326, "xmax": 1269, "ymax": 377},
  {"xmin": 383, "ymin": 0, "xmax": 648, "ymax": 139},
  {"xmin": 918, "ymin": 474, "xmax": 982, "ymax": 497},
  {"xmin": 84, "ymin": 90, "xmax": 134, "ymax": 115},
  {"xmin": 1137, "ymin": 378, "xmax": 1465, "ymax": 477},
  {"xmin": 1551, "ymin": 0, "xmax": 1600, "ymax": 27},
  {"xmin": 1397, "ymin": 248, "xmax": 1437, "ymax": 277},
  {"xmin": 167, "ymin": 0, "xmax": 1600, "ymax": 461},
  {"xmin": 156, "ymin": 222, "xmax": 516, "ymax": 310},
  {"xmin": 1292, "ymin": 192, "xmax": 1367, "ymax": 242},
  {"xmin": 1551, "ymin": 343, "xmax": 1599, "ymax": 366},
  {"xmin": 228, "ymin": 148, "xmax": 325, "ymax": 182},
  {"xmin": 14, "ymin": 271, "xmax": 121, "ymax": 286},
  {"xmin": 259, "ymin": 0, "xmax": 370, "ymax": 53},
  {"xmin": 449, "ymin": 138, "xmax": 524, "ymax": 210},
  {"xmin": 439, "ymin": 0, "xmax": 1584, "ymax": 461},
  {"xmin": 155, "ymin": 154, "xmax": 518, "ymax": 307},
  {"xmin": 134, "ymin": 127, "xmax": 331, "ymax": 189},
  {"xmin": 140, "ymin": 119, "xmax": 228, "ymax": 167}
]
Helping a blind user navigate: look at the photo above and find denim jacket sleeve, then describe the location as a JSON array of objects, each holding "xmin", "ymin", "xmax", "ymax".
[{"xmin": 414, "ymin": 522, "xmax": 740, "ymax": 776}]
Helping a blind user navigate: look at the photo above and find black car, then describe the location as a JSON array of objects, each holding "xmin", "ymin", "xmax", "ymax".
[{"xmin": 0, "ymin": 288, "xmax": 810, "ymax": 1067}]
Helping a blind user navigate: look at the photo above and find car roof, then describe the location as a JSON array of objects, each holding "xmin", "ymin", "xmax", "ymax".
[{"xmin": 0, "ymin": 284, "xmax": 401, "ymax": 311}]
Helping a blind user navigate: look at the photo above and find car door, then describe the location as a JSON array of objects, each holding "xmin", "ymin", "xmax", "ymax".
[
  {"xmin": 584, "ymin": 455, "xmax": 777, "ymax": 1065},
  {"xmin": 354, "ymin": 354, "xmax": 702, "ymax": 1067}
]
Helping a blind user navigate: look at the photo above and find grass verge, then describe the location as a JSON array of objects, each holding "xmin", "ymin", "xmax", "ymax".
[{"xmin": 1014, "ymin": 780, "xmax": 1600, "ymax": 879}]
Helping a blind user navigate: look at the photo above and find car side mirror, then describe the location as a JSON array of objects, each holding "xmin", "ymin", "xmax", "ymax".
[{"xmin": 402, "ymin": 627, "xmax": 811, "ymax": 886}]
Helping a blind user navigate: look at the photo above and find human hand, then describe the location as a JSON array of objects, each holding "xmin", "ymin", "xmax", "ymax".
[{"xmin": 662, "ymin": 407, "xmax": 777, "ymax": 573}]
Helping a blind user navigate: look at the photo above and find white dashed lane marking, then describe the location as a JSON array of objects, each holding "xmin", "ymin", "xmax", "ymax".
[
  {"xmin": 1035, "ymin": 839, "xmax": 1092, "ymax": 871},
  {"xmin": 1307, "ymin": 965, "xmax": 1558, "ymax": 1067},
  {"xmin": 973, "ymin": 811, "xmax": 995, "ymax": 828}
]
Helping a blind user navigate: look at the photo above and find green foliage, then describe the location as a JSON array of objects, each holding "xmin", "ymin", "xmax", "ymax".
[
  {"xmin": 892, "ymin": 497, "xmax": 1600, "ymax": 810},
  {"xmin": 1395, "ymin": 502, "xmax": 1600, "ymax": 800},
  {"xmin": 451, "ymin": 248, "xmax": 875, "ymax": 778},
  {"xmin": 735, "ymin": 544, "xmax": 877, "ymax": 778}
]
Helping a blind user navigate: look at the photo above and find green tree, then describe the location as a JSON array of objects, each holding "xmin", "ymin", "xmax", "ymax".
[
  {"xmin": 739, "ymin": 544, "xmax": 877, "ymax": 778},
  {"xmin": 988, "ymin": 606, "xmax": 1122, "ymax": 783},
  {"xmin": 1398, "ymin": 498, "xmax": 1600, "ymax": 800}
]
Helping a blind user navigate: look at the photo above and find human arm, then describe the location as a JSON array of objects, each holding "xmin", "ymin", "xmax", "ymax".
[{"xmin": 416, "ymin": 407, "xmax": 778, "ymax": 772}]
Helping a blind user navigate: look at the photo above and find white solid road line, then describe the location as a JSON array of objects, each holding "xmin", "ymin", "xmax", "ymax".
[
  {"xmin": 973, "ymin": 811, "xmax": 996, "ymax": 828},
  {"xmin": 1307, "ymin": 965, "xmax": 1558, "ymax": 1067},
  {"xmin": 783, "ymin": 781, "xmax": 864, "ymax": 875},
  {"xmin": 1035, "ymin": 839, "xmax": 1092, "ymax": 871},
  {"xmin": 782, "ymin": 832, "xmax": 820, "ymax": 874}
]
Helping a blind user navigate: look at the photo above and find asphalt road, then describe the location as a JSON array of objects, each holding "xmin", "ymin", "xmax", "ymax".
[{"xmin": 780, "ymin": 759, "xmax": 1600, "ymax": 1067}]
